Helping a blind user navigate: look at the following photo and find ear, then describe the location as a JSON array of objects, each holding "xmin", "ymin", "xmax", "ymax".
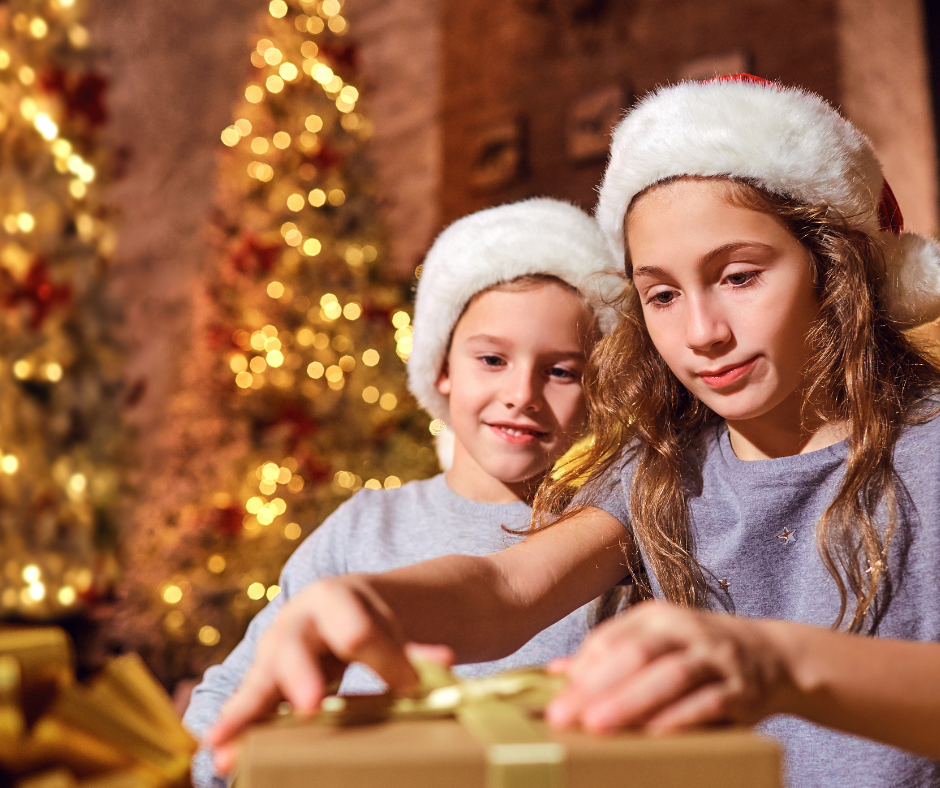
[{"xmin": 436, "ymin": 359, "xmax": 452, "ymax": 396}]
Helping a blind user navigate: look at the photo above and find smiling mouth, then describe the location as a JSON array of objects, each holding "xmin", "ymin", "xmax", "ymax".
[
  {"xmin": 487, "ymin": 423, "xmax": 548, "ymax": 445},
  {"xmin": 698, "ymin": 356, "xmax": 759, "ymax": 389}
]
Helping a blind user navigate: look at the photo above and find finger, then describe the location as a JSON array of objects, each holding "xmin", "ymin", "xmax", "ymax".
[
  {"xmin": 579, "ymin": 650, "xmax": 720, "ymax": 733},
  {"xmin": 567, "ymin": 628, "xmax": 684, "ymax": 695},
  {"xmin": 547, "ymin": 656, "xmax": 573, "ymax": 674},
  {"xmin": 207, "ymin": 668, "xmax": 283, "ymax": 749},
  {"xmin": 406, "ymin": 643, "xmax": 456, "ymax": 667},
  {"xmin": 313, "ymin": 584, "xmax": 418, "ymax": 692},
  {"xmin": 645, "ymin": 683, "xmax": 732, "ymax": 732},
  {"xmin": 273, "ymin": 630, "xmax": 333, "ymax": 715},
  {"xmin": 212, "ymin": 741, "xmax": 239, "ymax": 777}
]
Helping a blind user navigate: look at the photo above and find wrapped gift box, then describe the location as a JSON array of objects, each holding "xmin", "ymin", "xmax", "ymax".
[{"xmin": 237, "ymin": 667, "xmax": 782, "ymax": 788}]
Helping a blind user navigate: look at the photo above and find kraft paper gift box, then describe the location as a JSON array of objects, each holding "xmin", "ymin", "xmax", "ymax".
[{"xmin": 237, "ymin": 666, "xmax": 782, "ymax": 788}]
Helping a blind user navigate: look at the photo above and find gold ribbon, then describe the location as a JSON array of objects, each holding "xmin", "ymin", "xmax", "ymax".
[{"xmin": 316, "ymin": 661, "xmax": 567, "ymax": 788}]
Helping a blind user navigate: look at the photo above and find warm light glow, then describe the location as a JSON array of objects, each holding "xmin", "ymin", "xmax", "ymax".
[
  {"xmin": 313, "ymin": 65, "xmax": 334, "ymax": 85},
  {"xmin": 364, "ymin": 479, "xmax": 382, "ymax": 490},
  {"xmin": 35, "ymin": 113, "xmax": 58, "ymax": 140},
  {"xmin": 1, "ymin": 455, "xmax": 19, "ymax": 475},
  {"xmin": 344, "ymin": 246, "xmax": 363, "ymax": 266},
  {"xmin": 199, "ymin": 626, "xmax": 221, "ymax": 646},
  {"xmin": 273, "ymin": 131, "xmax": 291, "ymax": 149},
  {"xmin": 246, "ymin": 496, "xmax": 264, "ymax": 514},
  {"xmin": 266, "ymin": 585, "xmax": 281, "ymax": 601},
  {"xmin": 284, "ymin": 522, "xmax": 301, "ymax": 540},
  {"xmin": 29, "ymin": 17, "xmax": 49, "ymax": 38},
  {"xmin": 305, "ymin": 114, "xmax": 323, "ymax": 133},
  {"xmin": 343, "ymin": 303, "xmax": 361, "ymax": 320},
  {"xmin": 13, "ymin": 360, "xmax": 32, "ymax": 378},
  {"xmin": 328, "ymin": 15, "xmax": 347, "ymax": 33},
  {"xmin": 234, "ymin": 118, "xmax": 252, "ymax": 136},
  {"xmin": 266, "ymin": 75, "xmax": 284, "ymax": 93},
  {"xmin": 264, "ymin": 47, "xmax": 283, "ymax": 66},
  {"xmin": 392, "ymin": 311, "xmax": 410, "ymax": 329},
  {"xmin": 163, "ymin": 585, "xmax": 183, "ymax": 604},
  {"xmin": 236, "ymin": 371, "xmax": 253, "ymax": 388},
  {"xmin": 207, "ymin": 555, "xmax": 227, "ymax": 573},
  {"xmin": 328, "ymin": 189, "xmax": 345, "ymax": 206},
  {"xmin": 322, "ymin": 302, "xmax": 342, "ymax": 320},
  {"xmin": 22, "ymin": 565, "xmax": 41, "ymax": 584},
  {"xmin": 362, "ymin": 349, "xmax": 379, "ymax": 366},
  {"xmin": 267, "ymin": 281, "xmax": 285, "ymax": 298},
  {"xmin": 57, "ymin": 586, "xmax": 76, "ymax": 606},
  {"xmin": 247, "ymin": 582, "xmax": 266, "ymax": 600},
  {"xmin": 230, "ymin": 355, "xmax": 248, "ymax": 373},
  {"xmin": 384, "ymin": 476, "xmax": 402, "ymax": 489},
  {"xmin": 287, "ymin": 193, "xmax": 305, "ymax": 212},
  {"xmin": 251, "ymin": 137, "xmax": 269, "ymax": 154},
  {"xmin": 279, "ymin": 63, "xmax": 299, "ymax": 81},
  {"xmin": 308, "ymin": 189, "xmax": 326, "ymax": 207},
  {"xmin": 362, "ymin": 386, "xmax": 379, "ymax": 404},
  {"xmin": 379, "ymin": 393, "xmax": 398, "ymax": 411},
  {"xmin": 307, "ymin": 361, "xmax": 324, "ymax": 379},
  {"xmin": 45, "ymin": 363, "xmax": 63, "ymax": 382},
  {"xmin": 266, "ymin": 349, "xmax": 284, "ymax": 367},
  {"xmin": 269, "ymin": 0, "xmax": 288, "ymax": 18},
  {"xmin": 17, "ymin": 213, "xmax": 35, "ymax": 232},
  {"xmin": 245, "ymin": 85, "xmax": 264, "ymax": 103},
  {"xmin": 221, "ymin": 127, "xmax": 240, "ymax": 146}
]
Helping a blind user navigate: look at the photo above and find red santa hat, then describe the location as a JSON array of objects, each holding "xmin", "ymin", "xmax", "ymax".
[{"xmin": 595, "ymin": 74, "xmax": 940, "ymax": 326}]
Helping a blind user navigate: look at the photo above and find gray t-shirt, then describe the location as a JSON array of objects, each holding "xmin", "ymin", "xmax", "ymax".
[
  {"xmin": 184, "ymin": 474, "xmax": 596, "ymax": 788},
  {"xmin": 587, "ymin": 412, "xmax": 940, "ymax": 788}
]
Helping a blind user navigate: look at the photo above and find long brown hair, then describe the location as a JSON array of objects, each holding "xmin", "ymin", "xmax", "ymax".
[{"xmin": 533, "ymin": 177, "xmax": 940, "ymax": 632}]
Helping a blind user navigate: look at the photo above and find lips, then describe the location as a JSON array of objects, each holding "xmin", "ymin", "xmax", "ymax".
[
  {"xmin": 697, "ymin": 356, "xmax": 759, "ymax": 389},
  {"xmin": 486, "ymin": 422, "xmax": 548, "ymax": 446}
]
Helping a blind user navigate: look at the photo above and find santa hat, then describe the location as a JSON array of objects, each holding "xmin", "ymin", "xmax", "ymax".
[
  {"xmin": 595, "ymin": 74, "xmax": 940, "ymax": 326},
  {"xmin": 408, "ymin": 198, "xmax": 623, "ymax": 424}
]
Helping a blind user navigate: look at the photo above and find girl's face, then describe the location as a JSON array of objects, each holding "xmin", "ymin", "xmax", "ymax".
[
  {"xmin": 437, "ymin": 282, "xmax": 595, "ymax": 503},
  {"xmin": 627, "ymin": 178, "xmax": 819, "ymax": 425}
]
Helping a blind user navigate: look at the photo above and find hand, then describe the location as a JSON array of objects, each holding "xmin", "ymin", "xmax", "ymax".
[
  {"xmin": 545, "ymin": 600, "xmax": 794, "ymax": 734},
  {"xmin": 205, "ymin": 575, "xmax": 421, "ymax": 775}
]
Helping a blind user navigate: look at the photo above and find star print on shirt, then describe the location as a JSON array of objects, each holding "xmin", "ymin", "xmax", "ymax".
[
  {"xmin": 778, "ymin": 527, "xmax": 795, "ymax": 545},
  {"xmin": 719, "ymin": 578, "xmax": 731, "ymax": 592}
]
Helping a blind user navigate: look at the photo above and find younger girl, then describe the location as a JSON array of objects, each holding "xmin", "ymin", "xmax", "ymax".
[{"xmin": 210, "ymin": 78, "xmax": 940, "ymax": 788}]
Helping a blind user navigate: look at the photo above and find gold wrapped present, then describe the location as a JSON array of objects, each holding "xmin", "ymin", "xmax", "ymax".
[
  {"xmin": 0, "ymin": 626, "xmax": 197, "ymax": 788},
  {"xmin": 238, "ymin": 663, "xmax": 782, "ymax": 788}
]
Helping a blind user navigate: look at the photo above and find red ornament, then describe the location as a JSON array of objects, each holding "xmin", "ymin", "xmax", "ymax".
[
  {"xmin": 228, "ymin": 233, "xmax": 280, "ymax": 275},
  {"xmin": 214, "ymin": 505, "xmax": 243, "ymax": 537},
  {"xmin": 316, "ymin": 42, "xmax": 359, "ymax": 73},
  {"xmin": 38, "ymin": 69, "xmax": 108, "ymax": 128},
  {"xmin": 3, "ymin": 259, "xmax": 72, "ymax": 329}
]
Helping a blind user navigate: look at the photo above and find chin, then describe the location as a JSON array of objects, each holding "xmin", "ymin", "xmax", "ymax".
[{"xmin": 695, "ymin": 387, "xmax": 779, "ymax": 423}]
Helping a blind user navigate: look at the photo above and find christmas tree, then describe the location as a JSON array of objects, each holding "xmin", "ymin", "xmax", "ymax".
[
  {"xmin": 0, "ymin": 0, "xmax": 124, "ymax": 622},
  {"xmin": 112, "ymin": 0, "xmax": 439, "ymax": 688}
]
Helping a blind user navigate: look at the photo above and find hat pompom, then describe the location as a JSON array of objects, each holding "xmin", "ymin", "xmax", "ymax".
[{"xmin": 883, "ymin": 231, "xmax": 940, "ymax": 326}]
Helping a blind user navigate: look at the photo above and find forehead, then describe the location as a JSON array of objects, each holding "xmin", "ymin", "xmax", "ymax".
[{"xmin": 454, "ymin": 281, "xmax": 595, "ymax": 347}]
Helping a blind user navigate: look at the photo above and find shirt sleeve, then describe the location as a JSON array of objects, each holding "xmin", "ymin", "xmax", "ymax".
[{"xmin": 182, "ymin": 500, "xmax": 355, "ymax": 788}]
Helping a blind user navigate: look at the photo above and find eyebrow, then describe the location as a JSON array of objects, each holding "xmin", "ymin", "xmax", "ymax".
[
  {"xmin": 632, "ymin": 242, "xmax": 776, "ymax": 279},
  {"xmin": 463, "ymin": 334, "xmax": 586, "ymax": 359}
]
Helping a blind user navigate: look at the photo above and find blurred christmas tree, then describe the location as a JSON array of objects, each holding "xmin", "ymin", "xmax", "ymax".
[
  {"xmin": 0, "ymin": 0, "xmax": 124, "ymax": 622},
  {"xmin": 112, "ymin": 0, "xmax": 438, "ymax": 688}
]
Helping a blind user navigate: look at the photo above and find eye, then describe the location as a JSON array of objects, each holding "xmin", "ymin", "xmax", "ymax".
[
  {"xmin": 548, "ymin": 365, "xmax": 579, "ymax": 382},
  {"xmin": 479, "ymin": 354, "xmax": 504, "ymax": 368},
  {"xmin": 645, "ymin": 289, "xmax": 677, "ymax": 308},
  {"xmin": 725, "ymin": 270, "xmax": 760, "ymax": 287}
]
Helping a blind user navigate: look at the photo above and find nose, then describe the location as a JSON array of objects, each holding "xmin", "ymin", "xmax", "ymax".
[
  {"xmin": 499, "ymin": 364, "xmax": 543, "ymax": 413},
  {"xmin": 685, "ymin": 293, "xmax": 731, "ymax": 352}
]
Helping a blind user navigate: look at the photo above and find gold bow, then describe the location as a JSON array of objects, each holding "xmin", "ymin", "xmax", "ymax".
[{"xmin": 314, "ymin": 661, "xmax": 568, "ymax": 788}]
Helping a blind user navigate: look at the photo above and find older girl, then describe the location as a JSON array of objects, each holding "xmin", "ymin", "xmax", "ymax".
[{"xmin": 210, "ymin": 77, "xmax": 940, "ymax": 788}]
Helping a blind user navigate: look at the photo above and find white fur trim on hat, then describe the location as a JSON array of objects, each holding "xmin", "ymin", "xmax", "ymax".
[
  {"xmin": 408, "ymin": 198, "xmax": 624, "ymax": 421},
  {"xmin": 595, "ymin": 78, "xmax": 940, "ymax": 326}
]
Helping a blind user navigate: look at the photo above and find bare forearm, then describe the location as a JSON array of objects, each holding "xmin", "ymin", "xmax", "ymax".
[
  {"xmin": 352, "ymin": 508, "xmax": 630, "ymax": 663},
  {"xmin": 766, "ymin": 620, "xmax": 940, "ymax": 759}
]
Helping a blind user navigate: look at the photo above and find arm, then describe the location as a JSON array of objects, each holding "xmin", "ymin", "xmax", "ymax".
[
  {"xmin": 208, "ymin": 507, "xmax": 628, "ymax": 765},
  {"xmin": 546, "ymin": 601, "xmax": 940, "ymax": 760}
]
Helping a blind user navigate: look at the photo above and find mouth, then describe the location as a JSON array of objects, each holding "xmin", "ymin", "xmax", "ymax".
[
  {"xmin": 697, "ymin": 356, "xmax": 759, "ymax": 389},
  {"xmin": 486, "ymin": 422, "xmax": 549, "ymax": 446}
]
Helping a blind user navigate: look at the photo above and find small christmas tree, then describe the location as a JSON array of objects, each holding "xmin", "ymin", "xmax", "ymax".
[
  {"xmin": 0, "ymin": 0, "xmax": 124, "ymax": 622},
  {"xmin": 113, "ymin": 0, "xmax": 438, "ymax": 688}
]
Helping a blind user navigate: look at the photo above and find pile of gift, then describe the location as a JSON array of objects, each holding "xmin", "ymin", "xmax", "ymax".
[{"xmin": 0, "ymin": 626, "xmax": 196, "ymax": 788}]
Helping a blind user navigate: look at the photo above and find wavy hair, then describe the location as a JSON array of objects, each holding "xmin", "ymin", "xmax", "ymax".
[{"xmin": 532, "ymin": 177, "xmax": 940, "ymax": 632}]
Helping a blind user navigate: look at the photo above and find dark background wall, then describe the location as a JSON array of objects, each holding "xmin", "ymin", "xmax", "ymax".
[{"xmin": 439, "ymin": 0, "xmax": 843, "ymax": 224}]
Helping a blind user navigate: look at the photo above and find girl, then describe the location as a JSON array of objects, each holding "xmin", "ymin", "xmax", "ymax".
[
  {"xmin": 185, "ymin": 197, "xmax": 624, "ymax": 785},
  {"xmin": 209, "ymin": 77, "xmax": 940, "ymax": 788}
]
